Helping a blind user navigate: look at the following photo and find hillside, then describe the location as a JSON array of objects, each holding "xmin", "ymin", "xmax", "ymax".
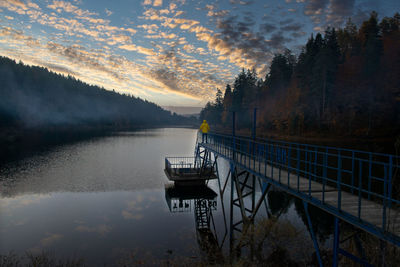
[
  {"xmin": 0, "ymin": 56, "xmax": 193, "ymax": 162},
  {"xmin": 0, "ymin": 56, "xmax": 191, "ymax": 129}
]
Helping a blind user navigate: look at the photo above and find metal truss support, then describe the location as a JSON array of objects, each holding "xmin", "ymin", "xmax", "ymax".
[
  {"xmin": 334, "ymin": 221, "xmax": 374, "ymax": 267},
  {"xmin": 214, "ymin": 155, "xmax": 229, "ymax": 248},
  {"xmin": 227, "ymin": 163, "xmax": 272, "ymax": 254},
  {"xmin": 303, "ymin": 201, "xmax": 323, "ymax": 267},
  {"xmin": 337, "ymin": 248, "xmax": 373, "ymax": 267},
  {"xmin": 195, "ymin": 145, "xmax": 215, "ymax": 178}
]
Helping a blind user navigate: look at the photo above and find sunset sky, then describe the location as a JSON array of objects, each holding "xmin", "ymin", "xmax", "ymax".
[{"xmin": 1, "ymin": 0, "xmax": 399, "ymax": 107}]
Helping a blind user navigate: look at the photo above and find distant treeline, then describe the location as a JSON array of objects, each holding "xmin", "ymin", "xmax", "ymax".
[
  {"xmin": 200, "ymin": 12, "xmax": 400, "ymax": 140},
  {"xmin": 0, "ymin": 56, "xmax": 193, "ymax": 129},
  {"xmin": 0, "ymin": 56, "xmax": 195, "ymax": 162}
]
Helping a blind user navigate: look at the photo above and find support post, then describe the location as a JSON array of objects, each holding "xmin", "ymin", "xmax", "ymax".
[
  {"xmin": 252, "ymin": 108, "xmax": 257, "ymax": 159},
  {"xmin": 252, "ymin": 108, "xmax": 257, "ymax": 140},
  {"xmin": 379, "ymin": 240, "xmax": 386, "ymax": 267},
  {"xmin": 333, "ymin": 217, "xmax": 339, "ymax": 267},
  {"xmin": 251, "ymin": 175, "xmax": 256, "ymax": 214},
  {"xmin": 230, "ymin": 162, "xmax": 235, "ymax": 253},
  {"xmin": 232, "ymin": 111, "xmax": 236, "ymax": 161},
  {"xmin": 303, "ymin": 201, "xmax": 323, "ymax": 267}
]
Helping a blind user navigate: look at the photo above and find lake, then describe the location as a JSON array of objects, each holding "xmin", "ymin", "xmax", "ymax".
[{"xmin": 0, "ymin": 128, "xmax": 331, "ymax": 265}]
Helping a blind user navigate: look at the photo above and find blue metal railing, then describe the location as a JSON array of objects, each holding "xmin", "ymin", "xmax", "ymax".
[{"xmin": 197, "ymin": 132, "xmax": 400, "ymax": 244}]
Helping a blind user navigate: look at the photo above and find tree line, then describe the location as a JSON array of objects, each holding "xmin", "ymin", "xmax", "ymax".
[
  {"xmin": 200, "ymin": 12, "xmax": 400, "ymax": 139},
  {"xmin": 0, "ymin": 56, "xmax": 191, "ymax": 129}
]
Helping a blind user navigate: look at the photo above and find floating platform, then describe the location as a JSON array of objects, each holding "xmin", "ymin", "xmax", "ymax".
[{"xmin": 164, "ymin": 157, "xmax": 217, "ymax": 186}]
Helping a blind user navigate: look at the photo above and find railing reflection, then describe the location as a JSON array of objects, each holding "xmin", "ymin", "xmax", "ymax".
[{"xmin": 164, "ymin": 184, "xmax": 225, "ymax": 263}]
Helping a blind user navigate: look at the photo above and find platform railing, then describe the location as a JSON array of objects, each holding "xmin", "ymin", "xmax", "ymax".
[
  {"xmin": 165, "ymin": 157, "xmax": 197, "ymax": 175},
  {"xmin": 200, "ymin": 132, "xmax": 400, "ymax": 238}
]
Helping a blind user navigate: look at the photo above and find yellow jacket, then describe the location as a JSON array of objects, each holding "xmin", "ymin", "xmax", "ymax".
[{"xmin": 199, "ymin": 120, "xmax": 210, "ymax": 133}]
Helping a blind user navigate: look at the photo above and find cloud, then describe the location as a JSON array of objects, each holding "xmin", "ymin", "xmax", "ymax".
[
  {"xmin": 75, "ymin": 224, "xmax": 112, "ymax": 235},
  {"xmin": 281, "ymin": 23, "xmax": 304, "ymax": 32},
  {"xmin": 0, "ymin": 0, "xmax": 32, "ymax": 14},
  {"xmin": 145, "ymin": 32, "xmax": 177, "ymax": 39},
  {"xmin": 3, "ymin": 0, "xmax": 303, "ymax": 104},
  {"xmin": 122, "ymin": 210, "xmax": 144, "ymax": 220},
  {"xmin": 35, "ymin": 61, "xmax": 78, "ymax": 75},
  {"xmin": 47, "ymin": 0, "xmax": 97, "ymax": 17},
  {"xmin": 138, "ymin": 23, "xmax": 159, "ymax": 34},
  {"xmin": 119, "ymin": 44, "xmax": 156, "ymax": 56},
  {"xmin": 28, "ymin": 233, "xmax": 63, "ymax": 254},
  {"xmin": 40, "ymin": 233, "xmax": 63, "ymax": 247},
  {"xmin": 229, "ymin": 0, "xmax": 254, "ymax": 5},
  {"xmin": 280, "ymin": 18, "xmax": 295, "ymax": 25},
  {"xmin": 3, "ymin": 1, "xmax": 135, "ymax": 46},
  {"xmin": 169, "ymin": 3, "xmax": 177, "ymax": 10},
  {"xmin": 153, "ymin": 0, "xmax": 162, "ymax": 7},
  {"xmin": 0, "ymin": 24, "xmax": 218, "ymax": 103},
  {"xmin": 326, "ymin": 0, "xmax": 355, "ymax": 26},
  {"xmin": 192, "ymin": 13, "xmax": 293, "ymax": 75},
  {"xmin": 105, "ymin": 8, "xmax": 113, "ymax": 16},
  {"xmin": 303, "ymin": 0, "xmax": 356, "ymax": 29},
  {"xmin": 259, "ymin": 23, "xmax": 277, "ymax": 34},
  {"xmin": 304, "ymin": 0, "xmax": 328, "ymax": 16},
  {"xmin": 0, "ymin": 26, "xmax": 40, "ymax": 47},
  {"xmin": 150, "ymin": 67, "xmax": 179, "ymax": 92},
  {"xmin": 46, "ymin": 41, "xmax": 126, "ymax": 80},
  {"xmin": 207, "ymin": 9, "xmax": 229, "ymax": 18},
  {"xmin": 268, "ymin": 32, "xmax": 291, "ymax": 49}
]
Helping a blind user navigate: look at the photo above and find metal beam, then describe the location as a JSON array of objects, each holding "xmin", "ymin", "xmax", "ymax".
[
  {"xmin": 233, "ymin": 169, "xmax": 249, "ymax": 222},
  {"xmin": 250, "ymin": 182, "xmax": 271, "ymax": 221},
  {"xmin": 303, "ymin": 201, "xmax": 323, "ymax": 267}
]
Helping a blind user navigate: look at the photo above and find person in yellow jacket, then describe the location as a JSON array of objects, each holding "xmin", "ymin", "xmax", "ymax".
[{"xmin": 199, "ymin": 120, "xmax": 210, "ymax": 142}]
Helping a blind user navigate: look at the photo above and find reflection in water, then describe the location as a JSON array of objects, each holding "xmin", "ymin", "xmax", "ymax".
[
  {"xmin": 294, "ymin": 198, "xmax": 334, "ymax": 242},
  {"xmin": 267, "ymin": 189, "xmax": 294, "ymax": 217},
  {"xmin": 0, "ymin": 128, "xmax": 203, "ymax": 266},
  {"xmin": 165, "ymin": 184, "xmax": 225, "ymax": 263},
  {"xmin": 165, "ymin": 184, "xmax": 217, "ymax": 213},
  {"xmin": 0, "ymin": 128, "xmax": 337, "ymax": 265},
  {"xmin": 0, "ymin": 128, "xmax": 198, "ymax": 197}
]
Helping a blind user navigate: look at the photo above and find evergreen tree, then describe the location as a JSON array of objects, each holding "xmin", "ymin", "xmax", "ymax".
[
  {"xmin": 361, "ymin": 11, "xmax": 383, "ymax": 76},
  {"xmin": 265, "ymin": 53, "xmax": 292, "ymax": 91},
  {"xmin": 232, "ymin": 69, "xmax": 247, "ymax": 111},
  {"xmin": 337, "ymin": 18, "xmax": 360, "ymax": 59},
  {"xmin": 222, "ymin": 84, "xmax": 233, "ymax": 125},
  {"xmin": 311, "ymin": 28, "xmax": 340, "ymax": 122},
  {"xmin": 360, "ymin": 12, "xmax": 383, "ymax": 134}
]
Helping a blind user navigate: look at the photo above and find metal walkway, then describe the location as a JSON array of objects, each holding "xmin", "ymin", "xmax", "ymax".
[{"xmin": 195, "ymin": 132, "xmax": 400, "ymax": 265}]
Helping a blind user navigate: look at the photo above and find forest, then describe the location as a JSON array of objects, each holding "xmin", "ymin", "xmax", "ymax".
[
  {"xmin": 0, "ymin": 56, "xmax": 192, "ymax": 128},
  {"xmin": 200, "ymin": 12, "xmax": 400, "ymax": 151},
  {"xmin": 0, "ymin": 56, "xmax": 193, "ymax": 162}
]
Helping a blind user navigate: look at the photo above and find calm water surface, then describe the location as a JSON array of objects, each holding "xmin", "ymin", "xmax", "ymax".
[{"xmin": 0, "ymin": 128, "xmax": 330, "ymax": 265}]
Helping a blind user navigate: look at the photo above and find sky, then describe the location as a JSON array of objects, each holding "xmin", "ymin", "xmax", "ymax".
[{"xmin": 0, "ymin": 0, "xmax": 399, "ymax": 107}]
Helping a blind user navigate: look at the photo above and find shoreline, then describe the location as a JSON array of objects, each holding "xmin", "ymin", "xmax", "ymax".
[{"xmin": 0, "ymin": 124, "xmax": 197, "ymax": 165}]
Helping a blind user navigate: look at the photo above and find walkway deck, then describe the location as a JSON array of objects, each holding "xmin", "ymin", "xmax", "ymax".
[{"xmin": 198, "ymin": 133, "xmax": 400, "ymax": 245}]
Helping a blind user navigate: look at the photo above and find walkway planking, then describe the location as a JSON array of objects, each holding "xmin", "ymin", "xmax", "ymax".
[{"xmin": 201, "ymin": 142, "xmax": 400, "ymax": 240}]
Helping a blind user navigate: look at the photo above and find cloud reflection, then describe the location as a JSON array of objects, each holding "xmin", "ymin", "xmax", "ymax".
[{"xmin": 75, "ymin": 224, "xmax": 112, "ymax": 235}]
